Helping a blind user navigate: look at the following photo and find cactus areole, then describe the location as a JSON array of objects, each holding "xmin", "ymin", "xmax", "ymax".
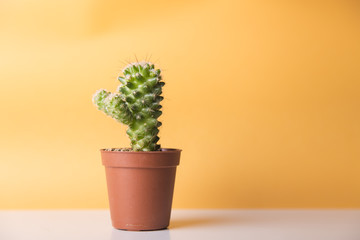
[{"xmin": 93, "ymin": 61, "xmax": 164, "ymax": 151}]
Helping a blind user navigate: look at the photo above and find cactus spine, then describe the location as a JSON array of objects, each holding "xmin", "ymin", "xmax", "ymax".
[{"xmin": 93, "ymin": 61, "xmax": 164, "ymax": 151}]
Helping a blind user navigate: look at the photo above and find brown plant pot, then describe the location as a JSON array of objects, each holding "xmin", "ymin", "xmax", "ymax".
[{"xmin": 101, "ymin": 148, "xmax": 181, "ymax": 231}]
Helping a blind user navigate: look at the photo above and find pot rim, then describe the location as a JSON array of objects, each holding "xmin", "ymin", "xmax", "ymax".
[
  {"xmin": 100, "ymin": 148, "xmax": 181, "ymax": 168},
  {"xmin": 100, "ymin": 148, "xmax": 182, "ymax": 154}
]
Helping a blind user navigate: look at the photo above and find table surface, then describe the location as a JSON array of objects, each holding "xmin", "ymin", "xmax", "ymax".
[{"xmin": 0, "ymin": 210, "xmax": 359, "ymax": 240}]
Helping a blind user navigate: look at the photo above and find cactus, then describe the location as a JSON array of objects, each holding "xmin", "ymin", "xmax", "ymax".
[{"xmin": 93, "ymin": 61, "xmax": 164, "ymax": 151}]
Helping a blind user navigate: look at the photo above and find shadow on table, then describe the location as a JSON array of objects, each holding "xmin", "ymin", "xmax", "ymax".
[
  {"xmin": 169, "ymin": 216, "xmax": 233, "ymax": 229},
  {"xmin": 111, "ymin": 228, "xmax": 170, "ymax": 240},
  {"xmin": 110, "ymin": 217, "xmax": 237, "ymax": 239}
]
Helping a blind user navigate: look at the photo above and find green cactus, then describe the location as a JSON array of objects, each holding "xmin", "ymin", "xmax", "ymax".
[{"xmin": 93, "ymin": 61, "xmax": 164, "ymax": 151}]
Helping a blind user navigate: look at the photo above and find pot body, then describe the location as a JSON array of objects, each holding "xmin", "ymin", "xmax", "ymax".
[{"xmin": 101, "ymin": 148, "xmax": 181, "ymax": 231}]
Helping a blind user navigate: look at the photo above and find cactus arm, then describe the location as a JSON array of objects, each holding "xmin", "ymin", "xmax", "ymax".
[{"xmin": 92, "ymin": 89, "xmax": 133, "ymax": 125}]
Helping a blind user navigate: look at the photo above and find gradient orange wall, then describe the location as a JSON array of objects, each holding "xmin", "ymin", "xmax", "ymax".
[{"xmin": 0, "ymin": 0, "xmax": 359, "ymax": 209}]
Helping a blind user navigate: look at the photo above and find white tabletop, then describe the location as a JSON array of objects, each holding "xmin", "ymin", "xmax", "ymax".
[{"xmin": 0, "ymin": 210, "xmax": 359, "ymax": 240}]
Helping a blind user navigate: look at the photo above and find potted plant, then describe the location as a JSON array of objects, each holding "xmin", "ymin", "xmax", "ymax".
[{"xmin": 92, "ymin": 61, "xmax": 181, "ymax": 231}]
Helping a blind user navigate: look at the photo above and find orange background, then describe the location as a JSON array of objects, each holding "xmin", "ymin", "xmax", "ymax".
[{"xmin": 0, "ymin": 0, "xmax": 359, "ymax": 209}]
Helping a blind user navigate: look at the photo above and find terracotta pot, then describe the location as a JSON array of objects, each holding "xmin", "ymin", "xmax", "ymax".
[{"xmin": 101, "ymin": 148, "xmax": 181, "ymax": 231}]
